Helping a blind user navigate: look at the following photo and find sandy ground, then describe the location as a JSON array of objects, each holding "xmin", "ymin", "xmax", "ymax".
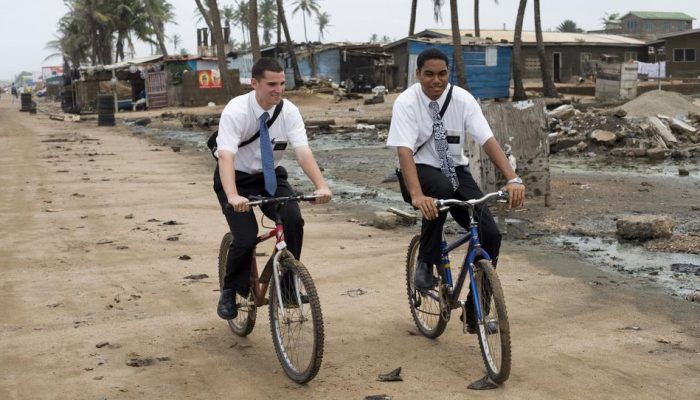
[{"xmin": 1, "ymin": 95, "xmax": 699, "ymax": 400}]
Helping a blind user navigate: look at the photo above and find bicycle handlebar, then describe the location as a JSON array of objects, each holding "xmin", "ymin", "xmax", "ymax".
[
  {"xmin": 435, "ymin": 191, "xmax": 508, "ymax": 212},
  {"xmin": 225, "ymin": 194, "xmax": 321, "ymax": 211}
]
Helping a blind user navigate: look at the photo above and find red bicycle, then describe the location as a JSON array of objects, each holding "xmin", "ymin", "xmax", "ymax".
[{"xmin": 217, "ymin": 194, "xmax": 324, "ymax": 384}]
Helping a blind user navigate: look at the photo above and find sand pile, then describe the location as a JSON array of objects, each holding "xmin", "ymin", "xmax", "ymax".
[{"xmin": 619, "ymin": 90, "xmax": 700, "ymax": 117}]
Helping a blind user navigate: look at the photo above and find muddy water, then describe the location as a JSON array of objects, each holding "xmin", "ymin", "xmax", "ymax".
[{"xmin": 127, "ymin": 124, "xmax": 699, "ymax": 300}]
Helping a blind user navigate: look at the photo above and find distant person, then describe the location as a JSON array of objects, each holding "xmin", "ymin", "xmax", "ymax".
[
  {"xmin": 387, "ymin": 47, "xmax": 525, "ymax": 329},
  {"xmin": 212, "ymin": 57, "xmax": 332, "ymax": 319},
  {"xmin": 11, "ymin": 83, "xmax": 18, "ymax": 103}
]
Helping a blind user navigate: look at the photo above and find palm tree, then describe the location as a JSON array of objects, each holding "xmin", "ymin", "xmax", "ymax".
[
  {"xmin": 474, "ymin": 0, "xmax": 498, "ymax": 38},
  {"xmin": 512, "ymin": 0, "xmax": 527, "ymax": 101},
  {"xmin": 432, "ymin": 0, "xmax": 444, "ymax": 22},
  {"xmin": 276, "ymin": 0, "xmax": 302, "ymax": 87},
  {"xmin": 448, "ymin": 0, "xmax": 467, "ymax": 89},
  {"xmin": 207, "ymin": 0, "xmax": 236, "ymax": 97},
  {"xmin": 142, "ymin": 0, "xmax": 170, "ymax": 56},
  {"xmin": 171, "ymin": 33, "xmax": 181, "ymax": 54},
  {"xmin": 316, "ymin": 12, "xmax": 331, "ymax": 41},
  {"xmin": 249, "ymin": 0, "xmax": 261, "ymax": 60},
  {"xmin": 232, "ymin": 1, "xmax": 250, "ymax": 49},
  {"xmin": 291, "ymin": 0, "xmax": 321, "ymax": 42},
  {"xmin": 408, "ymin": 0, "xmax": 417, "ymax": 36},
  {"xmin": 369, "ymin": 33, "xmax": 379, "ymax": 43},
  {"xmin": 556, "ymin": 20, "xmax": 584, "ymax": 33},
  {"xmin": 534, "ymin": 0, "xmax": 557, "ymax": 97},
  {"xmin": 194, "ymin": 0, "xmax": 216, "ymax": 47},
  {"xmin": 258, "ymin": 0, "xmax": 277, "ymax": 46}
]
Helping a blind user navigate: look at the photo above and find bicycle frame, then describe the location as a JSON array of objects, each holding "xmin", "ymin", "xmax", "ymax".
[{"xmin": 427, "ymin": 210, "xmax": 493, "ymax": 323}]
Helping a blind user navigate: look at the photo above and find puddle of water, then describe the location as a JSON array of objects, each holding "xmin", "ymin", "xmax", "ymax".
[
  {"xmin": 551, "ymin": 155, "xmax": 699, "ymax": 181},
  {"xmin": 552, "ymin": 235, "xmax": 700, "ymax": 298}
]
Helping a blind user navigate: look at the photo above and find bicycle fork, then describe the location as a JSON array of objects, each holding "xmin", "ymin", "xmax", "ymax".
[
  {"xmin": 272, "ymin": 245, "xmax": 307, "ymax": 324},
  {"xmin": 438, "ymin": 236, "xmax": 453, "ymax": 322}
]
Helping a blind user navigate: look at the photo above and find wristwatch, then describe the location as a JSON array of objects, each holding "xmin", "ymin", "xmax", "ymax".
[{"xmin": 507, "ymin": 176, "xmax": 523, "ymax": 185}]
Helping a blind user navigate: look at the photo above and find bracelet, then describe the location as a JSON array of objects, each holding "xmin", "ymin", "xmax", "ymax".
[{"xmin": 507, "ymin": 176, "xmax": 523, "ymax": 185}]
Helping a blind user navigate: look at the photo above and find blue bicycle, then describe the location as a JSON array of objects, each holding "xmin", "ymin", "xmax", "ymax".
[{"xmin": 405, "ymin": 190, "xmax": 511, "ymax": 383}]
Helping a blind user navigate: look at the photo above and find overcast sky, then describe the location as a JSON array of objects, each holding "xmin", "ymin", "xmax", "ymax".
[{"xmin": 2, "ymin": 0, "xmax": 699, "ymax": 81}]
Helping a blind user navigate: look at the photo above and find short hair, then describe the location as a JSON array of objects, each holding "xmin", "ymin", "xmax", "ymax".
[
  {"xmin": 252, "ymin": 57, "xmax": 283, "ymax": 80},
  {"xmin": 417, "ymin": 47, "xmax": 449, "ymax": 70}
]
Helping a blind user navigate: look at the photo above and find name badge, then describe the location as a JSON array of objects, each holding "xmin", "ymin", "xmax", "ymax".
[
  {"xmin": 445, "ymin": 129, "xmax": 464, "ymax": 157},
  {"xmin": 272, "ymin": 139, "xmax": 288, "ymax": 151}
]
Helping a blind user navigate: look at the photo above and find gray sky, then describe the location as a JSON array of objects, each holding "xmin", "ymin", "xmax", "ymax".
[{"xmin": 2, "ymin": 0, "xmax": 699, "ymax": 81}]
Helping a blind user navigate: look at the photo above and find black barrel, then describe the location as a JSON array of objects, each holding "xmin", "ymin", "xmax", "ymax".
[
  {"xmin": 20, "ymin": 93, "xmax": 32, "ymax": 112},
  {"xmin": 97, "ymin": 93, "xmax": 115, "ymax": 126},
  {"xmin": 62, "ymin": 88, "xmax": 74, "ymax": 113}
]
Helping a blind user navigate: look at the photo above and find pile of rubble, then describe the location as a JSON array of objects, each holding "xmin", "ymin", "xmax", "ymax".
[{"xmin": 547, "ymin": 91, "xmax": 700, "ymax": 160}]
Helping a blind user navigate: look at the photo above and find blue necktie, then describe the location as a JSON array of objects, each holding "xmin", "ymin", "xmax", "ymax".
[
  {"xmin": 259, "ymin": 112, "xmax": 277, "ymax": 195},
  {"xmin": 428, "ymin": 101, "xmax": 458, "ymax": 190}
]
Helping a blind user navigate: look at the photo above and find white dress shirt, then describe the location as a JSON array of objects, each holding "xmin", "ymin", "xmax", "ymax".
[
  {"xmin": 215, "ymin": 91, "xmax": 309, "ymax": 174},
  {"xmin": 387, "ymin": 83, "xmax": 494, "ymax": 168}
]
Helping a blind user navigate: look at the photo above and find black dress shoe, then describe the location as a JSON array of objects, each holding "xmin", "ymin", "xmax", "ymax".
[
  {"xmin": 415, "ymin": 261, "xmax": 438, "ymax": 291},
  {"xmin": 217, "ymin": 289, "xmax": 238, "ymax": 320}
]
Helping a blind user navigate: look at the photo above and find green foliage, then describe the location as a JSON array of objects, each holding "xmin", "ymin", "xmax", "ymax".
[{"xmin": 556, "ymin": 19, "xmax": 584, "ymax": 33}]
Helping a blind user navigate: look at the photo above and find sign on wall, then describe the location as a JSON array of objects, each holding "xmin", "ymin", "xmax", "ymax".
[{"xmin": 198, "ymin": 69, "xmax": 222, "ymax": 89}]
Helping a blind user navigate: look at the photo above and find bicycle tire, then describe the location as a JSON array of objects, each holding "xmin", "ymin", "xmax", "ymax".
[
  {"xmin": 472, "ymin": 259, "xmax": 511, "ymax": 383},
  {"xmin": 218, "ymin": 232, "xmax": 256, "ymax": 336},
  {"xmin": 268, "ymin": 254, "xmax": 324, "ymax": 383},
  {"xmin": 405, "ymin": 234, "xmax": 447, "ymax": 339}
]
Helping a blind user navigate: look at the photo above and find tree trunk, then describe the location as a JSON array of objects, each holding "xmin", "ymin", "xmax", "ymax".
[
  {"xmin": 207, "ymin": 0, "xmax": 236, "ymax": 98},
  {"xmin": 474, "ymin": 0, "xmax": 480, "ymax": 37},
  {"xmin": 276, "ymin": 0, "xmax": 302, "ymax": 87},
  {"xmin": 143, "ymin": 0, "xmax": 169, "ymax": 56},
  {"xmin": 194, "ymin": 0, "xmax": 216, "ymax": 47},
  {"xmin": 409, "ymin": 0, "xmax": 417, "ymax": 36},
  {"xmin": 534, "ymin": 0, "xmax": 558, "ymax": 97},
  {"xmin": 450, "ymin": 0, "xmax": 467, "ymax": 89},
  {"xmin": 249, "ymin": 0, "xmax": 262, "ymax": 60},
  {"xmin": 512, "ymin": 0, "xmax": 527, "ymax": 101}
]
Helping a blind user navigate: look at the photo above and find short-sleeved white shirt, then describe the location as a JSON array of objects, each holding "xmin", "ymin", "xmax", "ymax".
[
  {"xmin": 386, "ymin": 83, "xmax": 494, "ymax": 168},
  {"xmin": 215, "ymin": 91, "xmax": 309, "ymax": 174}
]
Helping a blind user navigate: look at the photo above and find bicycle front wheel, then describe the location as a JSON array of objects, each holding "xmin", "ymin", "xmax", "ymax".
[
  {"xmin": 472, "ymin": 259, "xmax": 511, "ymax": 383},
  {"xmin": 218, "ymin": 232, "xmax": 257, "ymax": 336},
  {"xmin": 406, "ymin": 234, "xmax": 447, "ymax": 339},
  {"xmin": 268, "ymin": 254, "xmax": 324, "ymax": 383}
]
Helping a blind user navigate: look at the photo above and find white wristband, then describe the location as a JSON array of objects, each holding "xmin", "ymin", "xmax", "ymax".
[{"xmin": 507, "ymin": 176, "xmax": 523, "ymax": 185}]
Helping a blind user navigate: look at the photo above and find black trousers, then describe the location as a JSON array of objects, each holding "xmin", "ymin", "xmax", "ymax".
[
  {"xmin": 214, "ymin": 166, "xmax": 304, "ymax": 296},
  {"xmin": 398, "ymin": 164, "xmax": 501, "ymax": 268}
]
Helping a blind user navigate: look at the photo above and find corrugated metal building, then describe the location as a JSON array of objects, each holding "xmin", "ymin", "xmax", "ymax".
[
  {"xmin": 415, "ymin": 29, "xmax": 646, "ymax": 83},
  {"xmin": 384, "ymin": 37, "xmax": 512, "ymax": 100}
]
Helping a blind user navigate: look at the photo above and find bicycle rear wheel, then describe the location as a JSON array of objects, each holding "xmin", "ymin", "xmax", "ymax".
[
  {"xmin": 406, "ymin": 235, "xmax": 447, "ymax": 339},
  {"xmin": 472, "ymin": 259, "xmax": 511, "ymax": 383},
  {"xmin": 218, "ymin": 232, "xmax": 256, "ymax": 336},
  {"xmin": 268, "ymin": 254, "xmax": 324, "ymax": 383}
]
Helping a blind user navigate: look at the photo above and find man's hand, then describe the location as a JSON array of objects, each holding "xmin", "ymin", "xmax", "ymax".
[
  {"xmin": 504, "ymin": 182, "xmax": 525, "ymax": 208},
  {"xmin": 312, "ymin": 187, "xmax": 332, "ymax": 204},
  {"xmin": 228, "ymin": 194, "xmax": 250, "ymax": 212},
  {"xmin": 412, "ymin": 194, "xmax": 439, "ymax": 220}
]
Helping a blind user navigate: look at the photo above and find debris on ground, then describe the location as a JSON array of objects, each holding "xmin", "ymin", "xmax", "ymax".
[
  {"xmin": 377, "ymin": 367, "xmax": 402, "ymax": 382},
  {"xmin": 546, "ymin": 90, "xmax": 700, "ymax": 159}
]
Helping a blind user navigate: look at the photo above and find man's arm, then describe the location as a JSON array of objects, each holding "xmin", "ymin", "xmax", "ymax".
[
  {"xmin": 481, "ymin": 138, "xmax": 525, "ymax": 208},
  {"xmin": 218, "ymin": 151, "xmax": 250, "ymax": 212},
  {"xmin": 294, "ymin": 146, "xmax": 332, "ymax": 204},
  {"xmin": 398, "ymin": 147, "xmax": 439, "ymax": 220}
]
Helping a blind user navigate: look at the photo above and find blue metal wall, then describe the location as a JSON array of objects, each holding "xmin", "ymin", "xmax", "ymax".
[
  {"xmin": 297, "ymin": 48, "xmax": 342, "ymax": 83},
  {"xmin": 408, "ymin": 40, "xmax": 511, "ymax": 100}
]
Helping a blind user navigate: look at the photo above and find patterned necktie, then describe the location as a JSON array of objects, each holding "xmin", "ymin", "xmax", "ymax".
[
  {"xmin": 428, "ymin": 101, "xmax": 458, "ymax": 190},
  {"xmin": 259, "ymin": 111, "xmax": 277, "ymax": 195}
]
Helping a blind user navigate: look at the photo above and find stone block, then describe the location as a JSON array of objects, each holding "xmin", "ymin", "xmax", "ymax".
[{"xmin": 616, "ymin": 215, "xmax": 674, "ymax": 240}]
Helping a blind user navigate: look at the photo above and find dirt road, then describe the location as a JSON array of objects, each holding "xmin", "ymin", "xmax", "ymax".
[{"xmin": 1, "ymin": 98, "xmax": 698, "ymax": 399}]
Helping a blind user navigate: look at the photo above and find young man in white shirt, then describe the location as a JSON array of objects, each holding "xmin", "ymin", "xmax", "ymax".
[
  {"xmin": 213, "ymin": 57, "xmax": 332, "ymax": 320},
  {"xmin": 387, "ymin": 48, "xmax": 525, "ymax": 329}
]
